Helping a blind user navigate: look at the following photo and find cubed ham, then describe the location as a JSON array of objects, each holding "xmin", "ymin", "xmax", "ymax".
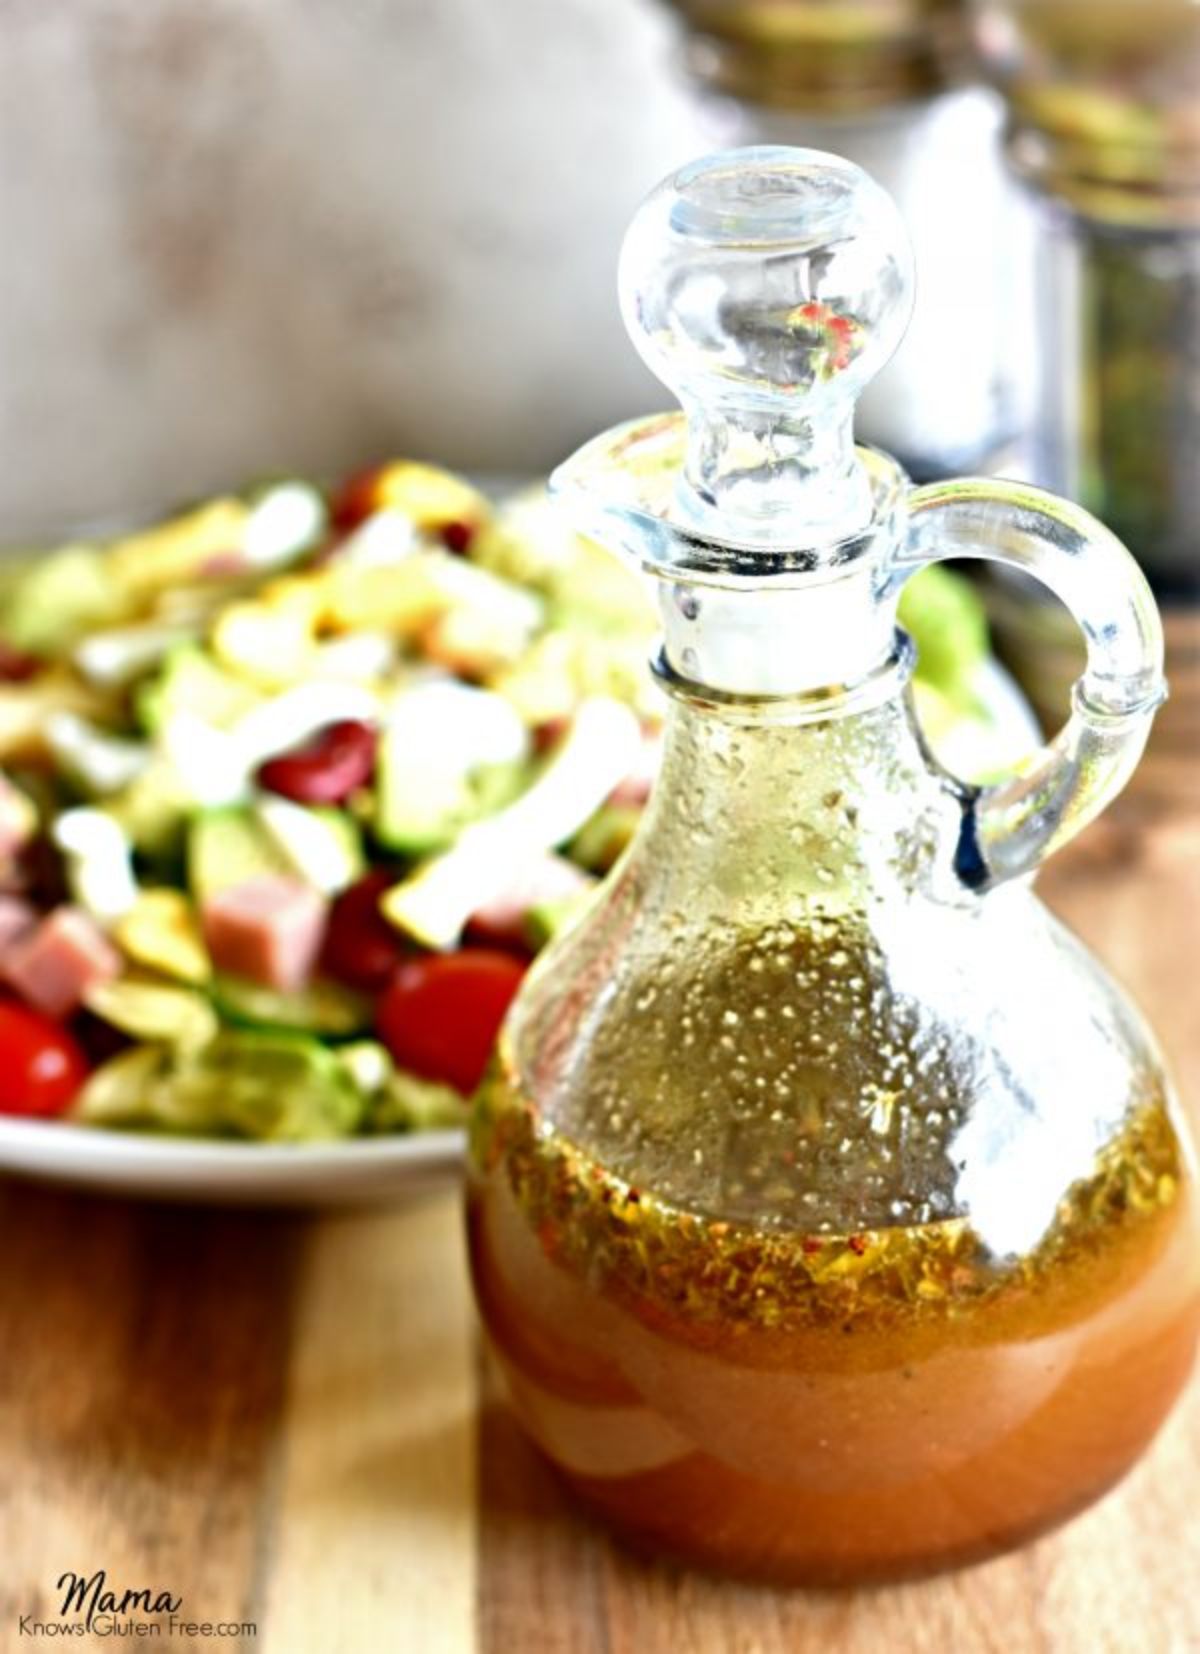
[
  {"xmin": 3, "ymin": 905, "xmax": 121, "ymax": 1017},
  {"xmin": 466, "ymin": 853, "xmax": 592, "ymax": 952},
  {"xmin": 0, "ymin": 894, "xmax": 36, "ymax": 951},
  {"xmin": 0, "ymin": 772, "xmax": 37, "ymax": 861},
  {"xmin": 202, "ymin": 875, "xmax": 328, "ymax": 992}
]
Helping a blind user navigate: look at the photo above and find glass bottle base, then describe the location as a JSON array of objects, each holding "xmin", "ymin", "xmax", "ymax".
[
  {"xmin": 544, "ymin": 1423, "xmax": 1182, "ymax": 1587},
  {"xmin": 468, "ymin": 1081, "xmax": 1200, "ymax": 1587}
]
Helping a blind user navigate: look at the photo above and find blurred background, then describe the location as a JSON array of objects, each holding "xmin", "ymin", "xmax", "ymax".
[
  {"xmin": 1, "ymin": 0, "xmax": 1197, "ymax": 789},
  {"xmin": 0, "ymin": 0, "xmax": 706, "ymax": 532}
]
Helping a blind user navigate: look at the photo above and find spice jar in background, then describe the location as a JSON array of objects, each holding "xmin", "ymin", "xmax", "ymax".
[
  {"xmin": 662, "ymin": 0, "xmax": 1034, "ymax": 480},
  {"xmin": 973, "ymin": 0, "xmax": 1200, "ymax": 805}
]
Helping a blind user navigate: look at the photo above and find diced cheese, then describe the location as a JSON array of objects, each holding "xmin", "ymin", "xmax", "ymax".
[
  {"xmin": 385, "ymin": 680, "xmax": 529, "ymax": 771},
  {"xmin": 242, "ymin": 483, "xmax": 327, "ymax": 568},
  {"xmin": 160, "ymin": 712, "xmax": 249, "ymax": 809},
  {"xmin": 53, "ymin": 807, "xmax": 140, "ymax": 923},
  {"xmin": 46, "ymin": 712, "xmax": 151, "ymax": 796},
  {"xmin": 382, "ymin": 697, "xmax": 638, "ymax": 949},
  {"xmin": 310, "ymin": 631, "xmax": 396, "ymax": 683},
  {"xmin": 74, "ymin": 621, "xmax": 197, "ymax": 687},
  {"xmin": 212, "ymin": 599, "xmax": 316, "ymax": 688},
  {"xmin": 332, "ymin": 511, "xmax": 418, "ymax": 570},
  {"xmin": 233, "ymin": 682, "xmax": 381, "ymax": 772}
]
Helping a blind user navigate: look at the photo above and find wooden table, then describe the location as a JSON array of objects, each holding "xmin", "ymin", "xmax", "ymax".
[{"xmin": 2, "ymin": 817, "xmax": 1198, "ymax": 1654}]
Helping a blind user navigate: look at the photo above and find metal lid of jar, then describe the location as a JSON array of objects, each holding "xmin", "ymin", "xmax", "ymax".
[
  {"xmin": 664, "ymin": 0, "xmax": 970, "ymax": 113},
  {"xmin": 972, "ymin": 0, "xmax": 1200, "ymax": 226}
]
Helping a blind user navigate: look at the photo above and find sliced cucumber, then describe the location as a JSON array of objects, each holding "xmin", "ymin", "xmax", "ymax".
[
  {"xmin": 899, "ymin": 565, "xmax": 990, "ymax": 697},
  {"xmin": 335, "ymin": 1037, "xmax": 468, "ymax": 1133},
  {"xmin": 106, "ymin": 761, "xmax": 193, "ymax": 857},
  {"xmin": 75, "ymin": 1032, "xmax": 364, "ymax": 1141},
  {"xmin": 137, "ymin": 645, "xmax": 260, "ymax": 735},
  {"xmin": 523, "ymin": 885, "xmax": 598, "ymax": 948},
  {"xmin": 83, "ymin": 977, "xmax": 218, "ymax": 1052},
  {"xmin": 374, "ymin": 681, "xmax": 530, "ymax": 853},
  {"xmin": 255, "ymin": 797, "xmax": 365, "ymax": 894},
  {"xmin": 0, "ymin": 545, "xmax": 127, "ymax": 655},
  {"xmin": 211, "ymin": 973, "xmax": 372, "ymax": 1038},
  {"xmin": 172, "ymin": 1033, "xmax": 364, "ymax": 1140},
  {"xmin": 568, "ymin": 802, "xmax": 641, "ymax": 873},
  {"xmin": 368, "ymin": 1068, "xmax": 469, "ymax": 1133},
  {"xmin": 74, "ymin": 1047, "xmax": 169, "ymax": 1128},
  {"xmin": 374, "ymin": 748, "xmax": 475, "ymax": 854},
  {"xmin": 113, "ymin": 888, "xmax": 211, "ymax": 985},
  {"xmin": 188, "ymin": 807, "xmax": 292, "ymax": 903}
]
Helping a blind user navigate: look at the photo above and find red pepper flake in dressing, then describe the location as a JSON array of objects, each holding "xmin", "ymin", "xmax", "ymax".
[
  {"xmin": 788, "ymin": 300, "xmax": 863, "ymax": 378},
  {"xmin": 826, "ymin": 314, "xmax": 857, "ymax": 372}
]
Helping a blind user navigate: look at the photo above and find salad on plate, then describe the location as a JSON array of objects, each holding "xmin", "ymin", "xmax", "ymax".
[{"xmin": 0, "ymin": 461, "xmax": 1032, "ymax": 1145}]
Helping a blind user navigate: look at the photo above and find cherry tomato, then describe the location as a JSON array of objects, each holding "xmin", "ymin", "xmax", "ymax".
[
  {"xmin": 321, "ymin": 869, "xmax": 409, "ymax": 992},
  {"xmin": 462, "ymin": 914, "xmax": 536, "ymax": 960},
  {"xmin": 376, "ymin": 949, "xmax": 526, "ymax": 1096},
  {"xmin": 257, "ymin": 720, "xmax": 378, "ymax": 805},
  {"xmin": 0, "ymin": 1000, "xmax": 89, "ymax": 1117}
]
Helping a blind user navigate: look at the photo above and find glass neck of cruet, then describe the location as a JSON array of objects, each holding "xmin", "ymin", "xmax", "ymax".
[
  {"xmin": 554, "ymin": 440, "xmax": 910, "ymax": 703},
  {"xmin": 555, "ymin": 147, "xmax": 1166, "ymax": 896},
  {"xmin": 628, "ymin": 635, "xmax": 940, "ymax": 921}
]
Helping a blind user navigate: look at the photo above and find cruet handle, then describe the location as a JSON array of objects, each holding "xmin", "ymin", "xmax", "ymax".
[{"xmin": 900, "ymin": 477, "xmax": 1166, "ymax": 889}]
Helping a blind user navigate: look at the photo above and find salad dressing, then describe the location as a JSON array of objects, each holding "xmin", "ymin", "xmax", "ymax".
[
  {"xmin": 469, "ymin": 949, "xmax": 1197, "ymax": 1581},
  {"xmin": 466, "ymin": 146, "xmax": 1200, "ymax": 1582}
]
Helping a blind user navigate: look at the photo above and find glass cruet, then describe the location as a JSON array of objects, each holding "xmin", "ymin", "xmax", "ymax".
[{"xmin": 465, "ymin": 146, "xmax": 1200, "ymax": 1585}]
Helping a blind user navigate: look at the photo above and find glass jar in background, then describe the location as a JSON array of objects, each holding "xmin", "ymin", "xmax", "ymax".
[
  {"xmin": 973, "ymin": 0, "xmax": 1200, "ymax": 805},
  {"xmin": 662, "ymin": 0, "xmax": 1033, "ymax": 479}
]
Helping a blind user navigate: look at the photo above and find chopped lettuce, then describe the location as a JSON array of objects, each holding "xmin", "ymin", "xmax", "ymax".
[
  {"xmin": 901, "ymin": 565, "xmax": 991, "ymax": 706},
  {"xmin": 211, "ymin": 974, "xmax": 372, "ymax": 1039},
  {"xmin": 0, "ymin": 546, "xmax": 128, "ymax": 655},
  {"xmin": 138, "ymin": 646, "xmax": 261, "ymax": 734},
  {"xmin": 335, "ymin": 1039, "xmax": 467, "ymax": 1132},
  {"xmin": 75, "ymin": 1033, "xmax": 364, "ymax": 1141}
]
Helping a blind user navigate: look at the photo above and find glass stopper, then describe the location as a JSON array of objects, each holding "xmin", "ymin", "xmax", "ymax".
[{"xmin": 618, "ymin": 146, "xmax": 915, "ymax": 546}]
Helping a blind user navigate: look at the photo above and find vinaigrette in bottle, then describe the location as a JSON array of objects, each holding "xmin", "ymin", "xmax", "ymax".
[{"xmin": 466, "ymin": 146, "xmax": 1199, "ymax": 1582}]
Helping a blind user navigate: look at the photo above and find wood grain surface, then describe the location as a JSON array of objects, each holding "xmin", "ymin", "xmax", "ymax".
[{"xmin": 1, "ymin": 813, "xmax": 1198, "ymax": 1654}]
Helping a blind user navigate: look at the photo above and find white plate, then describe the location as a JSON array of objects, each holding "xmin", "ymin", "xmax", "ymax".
[{"xmin": 0, "ymin": 1116, "xmax": 464, "ymax": 1206}]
